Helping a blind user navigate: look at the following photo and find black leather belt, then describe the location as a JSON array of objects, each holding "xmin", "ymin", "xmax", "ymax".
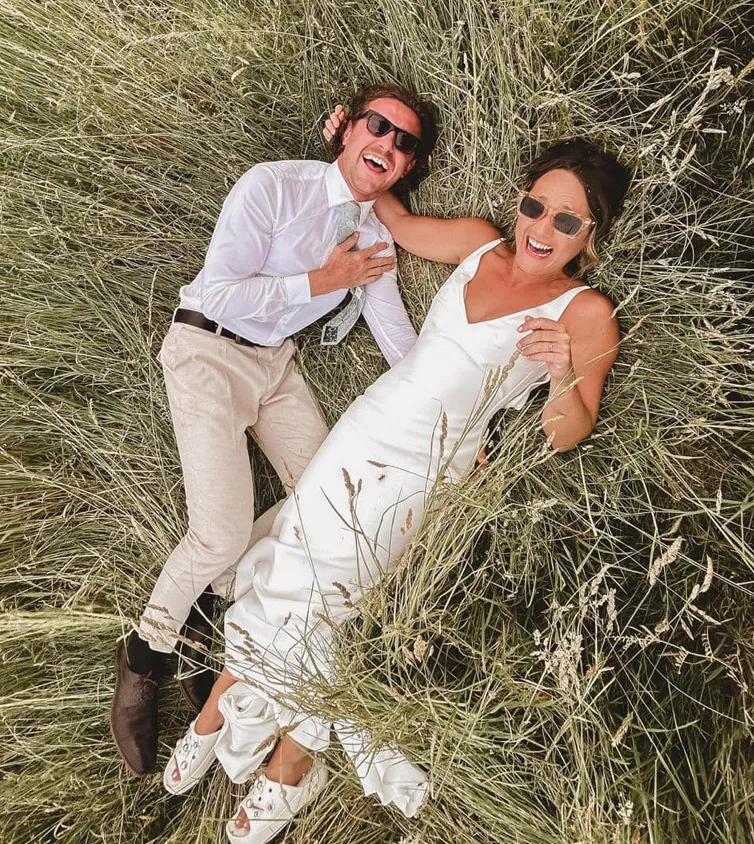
[{"xmin": 173, "ymin": 308, "xmax": 261, "ymax": 347}]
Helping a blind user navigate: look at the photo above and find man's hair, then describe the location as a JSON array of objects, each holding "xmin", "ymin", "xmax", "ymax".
[{"xmin": 329, "ymin": 83, "xmax": 438, "ymax": 193}]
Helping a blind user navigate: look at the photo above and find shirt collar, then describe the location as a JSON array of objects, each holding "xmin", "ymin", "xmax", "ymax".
[{"xmin": 325, "ymin": 160, "xmax": 375, "ymax": 226}]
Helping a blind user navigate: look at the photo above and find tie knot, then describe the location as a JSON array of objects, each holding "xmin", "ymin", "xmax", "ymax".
[{"xmin": 336, "ymin": 201, "xmax": 361, "ymax": 244}]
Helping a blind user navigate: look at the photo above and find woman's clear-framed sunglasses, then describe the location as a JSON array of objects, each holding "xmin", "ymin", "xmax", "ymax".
[{"xmin": 517, "ymin": 191, "xmax": 594, "ymax": 238}]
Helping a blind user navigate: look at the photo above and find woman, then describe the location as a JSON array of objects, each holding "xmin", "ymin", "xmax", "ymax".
[{"xmin": 162, "ymin": 126, "xmax": 631, "ymax": 844}]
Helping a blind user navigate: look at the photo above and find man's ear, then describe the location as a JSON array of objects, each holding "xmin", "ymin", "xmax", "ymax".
[
  {"xmin": 402, "ymin": 158, "xmax": 416, "ymax": 177},
  {"xmin": 342, "ymin": 119, "xmax": 354, "ymax": 146}
]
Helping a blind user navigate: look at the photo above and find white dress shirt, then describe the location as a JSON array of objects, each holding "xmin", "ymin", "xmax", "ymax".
[{"xmin": 179, "ymin": 160, "xmax": 418, "ymax": 366}]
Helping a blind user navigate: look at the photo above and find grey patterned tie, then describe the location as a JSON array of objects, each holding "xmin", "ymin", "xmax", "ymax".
[{"xmin": 320, "ymin": 201, "xmax": 366, "ymax": 346}]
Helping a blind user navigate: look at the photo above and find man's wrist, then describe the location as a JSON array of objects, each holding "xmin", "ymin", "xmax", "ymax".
[{"xmin": 309, "ymin": 267, "xmax": 336, "ymax": 297}]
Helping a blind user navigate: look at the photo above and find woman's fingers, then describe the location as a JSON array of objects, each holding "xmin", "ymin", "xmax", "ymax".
[
  {"xmin": 522, "ymin": 351, "xmax": 566, "ymax": 363},
  {"xmin": 517, "ymin": 316, "xmax": 563, "ymax": 332},
  {"xmin": 517, "ymin": 330, "xmax": 568, "ymax": 354},
  {"xmin": 521, "ymin": 340, "xmax": 566, "ymax": 354},
  {"xmin": 517, "ymin": 318, "xmax": 571, "ymax": 364},
  {"xmin": 517, "ymin": 328, "xmax": 565, "ymax": 343},
  {"xmin": 323, "ymin": 104, "xmax": 347, "ymax": 141}
]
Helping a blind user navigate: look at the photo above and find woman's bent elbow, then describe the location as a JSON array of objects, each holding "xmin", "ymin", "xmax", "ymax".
[{"xmin": 542, "ymin": 424, "xmax": 594, "ymax": 452}]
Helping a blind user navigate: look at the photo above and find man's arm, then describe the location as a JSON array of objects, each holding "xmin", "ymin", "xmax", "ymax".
[
  {"xmin": 197, "ymin": 164, "xmax": 312, "ymax": 322},
  {"xmin": 198, "ymin": 164, "xmax": 396, "ymax": 320},
  {"xmin": 360, "ymin": 234, "xmax": 418, "ymax": 367}
]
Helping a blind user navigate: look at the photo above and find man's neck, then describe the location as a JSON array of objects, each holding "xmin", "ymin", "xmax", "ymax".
[{"xmin": 336, "ymin": 158, "xmax": 377, "ymax": 203}]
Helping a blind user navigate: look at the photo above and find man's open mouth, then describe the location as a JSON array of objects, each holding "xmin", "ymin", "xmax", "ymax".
[
  {"xmin": 526, "ymin": 235, "xmax": 554, "ymax": 258},
  {"xmin": 363, "ymin": 153, "xmax": 388, "ymax": 173}
]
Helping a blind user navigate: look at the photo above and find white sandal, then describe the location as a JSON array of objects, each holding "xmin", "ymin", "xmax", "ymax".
[
  {"xmin": 225, "ymin": 757, "xmax": 328, "ymax": 844},
  {"xmin": 163, "ymin": 719, "xmax": 220, "ymax": 795}
]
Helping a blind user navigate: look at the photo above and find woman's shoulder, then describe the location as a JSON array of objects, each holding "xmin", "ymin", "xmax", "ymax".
[
  {"xmin": 567, "ymin": 286, "xmax": 616, "ymax": 317},
  {"xmin": 562, "ymin": 286, "xmax": 619, "ymax": 340}
]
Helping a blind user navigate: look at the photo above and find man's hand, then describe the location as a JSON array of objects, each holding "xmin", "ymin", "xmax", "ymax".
[
  {"xmin": 309, "ymin": 234, "xmax": 396, "ymax": 296},
  {"xmin": 324, "ymin": 105, "xmax": 348, "ymax": 143}
]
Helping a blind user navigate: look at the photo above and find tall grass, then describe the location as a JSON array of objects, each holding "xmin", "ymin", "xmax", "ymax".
[{"xmin": 1, "ymin": 0, "xmax": 752, "ymax": 842}]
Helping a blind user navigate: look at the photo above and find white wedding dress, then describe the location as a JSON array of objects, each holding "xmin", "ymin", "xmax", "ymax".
[{"xmin": 214, "ymin": 239, "xmax": 588, "ymax": 815}]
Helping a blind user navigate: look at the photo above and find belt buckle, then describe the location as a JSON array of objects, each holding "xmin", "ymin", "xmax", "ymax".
[{"xmin": 234, "ymin": 333, "xmax": 249, "ymax": 347}]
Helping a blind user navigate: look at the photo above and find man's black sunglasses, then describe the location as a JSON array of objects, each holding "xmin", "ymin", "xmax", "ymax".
[{"xmin": 354, "ymin": 109, "xmax": 421, "ymax": 155}]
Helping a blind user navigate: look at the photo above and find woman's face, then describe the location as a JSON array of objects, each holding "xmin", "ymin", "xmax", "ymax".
[{"xmin": 514, "ymin": 168, "xmax": 593, "ymax": 277}]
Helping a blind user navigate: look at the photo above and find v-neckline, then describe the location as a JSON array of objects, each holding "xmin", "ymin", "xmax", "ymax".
[{"xmin": 460, "ymin": 239, "xmax": 587, "ymax": 326}]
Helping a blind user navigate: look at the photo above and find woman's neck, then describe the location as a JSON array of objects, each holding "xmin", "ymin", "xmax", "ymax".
[{"xmin": 496, "ymin": 242, "xmax": 571, "ymax": 290}]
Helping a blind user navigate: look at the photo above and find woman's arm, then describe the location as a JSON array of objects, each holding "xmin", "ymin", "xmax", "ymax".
[
  {"xmin": 323, "ymin": 106, "xmax": 499, "ymax": 265},
  {"xmin": 517, "ymin": 291, "xmax": 619, "ymax": 451},
  {"xmin": 374, "ymin": 191, "xmax": 500, "ymax": 265}
]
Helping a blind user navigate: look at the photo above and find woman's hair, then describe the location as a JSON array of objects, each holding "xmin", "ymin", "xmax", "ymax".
[
  {"xmin": 522, "ymin": 138, "xmax": 632, "ymax": 276},
  {"xmin": 328, "ymin": 82, "xmax": 438, "ymax": 193}
]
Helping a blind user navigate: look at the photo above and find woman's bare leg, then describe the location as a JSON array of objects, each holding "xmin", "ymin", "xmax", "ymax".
[
  {"xmin": 232, "ymin": 734, "xmax": 314, "ymax": 832},
  {"xmin": 168, "ymin": 666, "xmax": 236, "ymax": 788},
  {"xmin": 264, "ymin": 733, "xmax": 313, "ymax": 784},
  {"xmin": 195, "ymin": 666, "xmax": 237, "ymax": 734}
]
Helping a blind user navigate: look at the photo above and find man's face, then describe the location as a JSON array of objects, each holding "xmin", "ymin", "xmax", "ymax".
[{"xmin": 337, "ymin": 97, "xmax": 422, "ymax": 201}]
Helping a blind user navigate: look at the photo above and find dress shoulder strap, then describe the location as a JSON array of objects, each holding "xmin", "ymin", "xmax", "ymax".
[
  {"xmin": 550, "ymin": 285, "xmax": 591, "ymax": 319},
  {"xmin": 454, "ymin": 238, "xmax": 503, "ymax": 283}
]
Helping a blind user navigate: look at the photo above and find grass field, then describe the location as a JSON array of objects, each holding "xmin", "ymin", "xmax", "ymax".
[{"xmin": 1, "ymin": 1, "xmax": 753, "ymax": 842}]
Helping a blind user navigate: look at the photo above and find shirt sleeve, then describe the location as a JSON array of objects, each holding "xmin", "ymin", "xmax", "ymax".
[
  {"xmin": 196, "ymin": 164, "xmax": 312, "ymax": 322},
  {"xmin": 361, "ymin": 229, "xmax": 419, "ymax": 367}
]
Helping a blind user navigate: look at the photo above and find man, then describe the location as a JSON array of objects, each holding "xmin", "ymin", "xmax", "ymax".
[{"xmin": 110, "ymin": 82, "xmax": 438, "ymax": 775}]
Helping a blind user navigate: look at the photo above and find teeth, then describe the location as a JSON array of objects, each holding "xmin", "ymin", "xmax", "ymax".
[
  {"xmin": 364, "ymin": 153, "xmax": 388, "ymax": 171},
  {"xmin": 528, "ymin": 236, "xmax": 553, "ymax": 252}
]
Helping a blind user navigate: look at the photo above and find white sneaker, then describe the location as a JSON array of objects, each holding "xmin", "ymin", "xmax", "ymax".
[
  {"xmin": 225, "ymin": 757, "xmax": 328, "ymax": 844},
  {"xmin": 163, "ymin": 719, "xmax": 220, "ymax": 795}
]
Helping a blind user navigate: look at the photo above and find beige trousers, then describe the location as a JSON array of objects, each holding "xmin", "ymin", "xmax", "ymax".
[{"xmin": 139, "ymin": 322, "xmax": 329, "ymax": 652}]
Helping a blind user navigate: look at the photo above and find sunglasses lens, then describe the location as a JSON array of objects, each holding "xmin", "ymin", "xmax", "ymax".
[
  {"xmin": 366, "ymin": 113, "xmax": 392, "ymax": 137},
  {"xmin": 519, "ymin": 195, "xmax": 545, "ymax": 220},
  {"xmin": 362, "ymin": 111, "xmax": 419, "ymax": 155},
  {"xmin": 394, "ymin": 131, "xmax": 419, "ymax": 154},
  {"xmin": 553, "ymin": 213, "xmax": 583, "ymax": 236}
]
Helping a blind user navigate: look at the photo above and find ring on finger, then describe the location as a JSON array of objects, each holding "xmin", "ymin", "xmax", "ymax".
[{"xmin": 548, "ymin": 342, "xmax": 553, "ymax": 352}]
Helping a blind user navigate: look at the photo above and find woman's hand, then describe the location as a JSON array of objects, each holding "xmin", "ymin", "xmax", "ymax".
[
  {"xmin": 324, "ymin": 105, "xmax": 348, "ymax": 142},
  {"xmin": 517, "ymin": 315, "xmax": 573, "ymax": 382},
  {"xmin": 474, "ymin": 447, "xmax": 489, "ymax": 470}
]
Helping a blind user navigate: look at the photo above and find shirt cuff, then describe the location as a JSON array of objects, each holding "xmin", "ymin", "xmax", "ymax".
[{"xmin": 286, "ymin": 273, "xmax": 312, "ymax": 306}]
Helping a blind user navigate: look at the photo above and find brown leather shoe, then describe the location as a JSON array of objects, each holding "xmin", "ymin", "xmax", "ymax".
[
  {"xmin": 177, "ymin": 655, "xmax": 215, "ymax": 714},
  {"xmin": 177, "ymin": 595, "xmax": 216, "ymax": 713},
  {"xmin": 110, "ymin": 639, "xmax": 160, "ymax": 775}
]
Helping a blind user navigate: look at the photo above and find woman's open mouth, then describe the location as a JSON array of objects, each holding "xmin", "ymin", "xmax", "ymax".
[{"xmin": 526, "ymin": 235, "xmax": 554, "ymax": 258}]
